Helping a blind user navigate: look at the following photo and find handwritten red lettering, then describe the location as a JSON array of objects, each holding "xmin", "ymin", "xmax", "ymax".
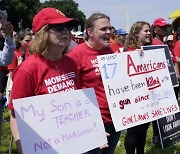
[
  {"xmin": 127, "ymin": 54, "xmax": 166, "ymax": 77},
  {"xmin": 151, "ymin": 108, "xmax": 163, "ymax": 118},
  {"xmin": 122, "ymin": 116, "xmax": 133, "ymax": 126},
  {"xmin": 146, "ymin": 76, "xmax": 161, "ymax": 90},
  {"xmin": 127, "ymin": 55, "xmax": 137, "ymax": 75},
  {"xmin": 135, "ymin": 95, "xmax": 149, "ymax": 103},
  {"xmin": 151, "ymin": 105, "xmax": 178, "ymax": 118},
  {"xmin": 119, "ymin": 98, "xmax": 131, "ymax": 110},
  {"xmin": 122, "ymin": 112, "xmax": 149, "ymax": 126},
  {"xmin": 134, "ymin": 112, "xmax": 149, "ymax": 122}
]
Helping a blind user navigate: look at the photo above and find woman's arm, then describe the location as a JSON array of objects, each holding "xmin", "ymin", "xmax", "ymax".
[
  {"xmin": 174, "ymin": 61, "xmax": 180, "ymax": 80},
  {"xmin": 176, "ymin": 56, "xmax": 180, "ymax": 63},
  {"xmin": 10, "ymin": 110, "xmax": 23, "ymax": 154},
  {"xmin": 9, "ymin": 69, "xmax": 35, "ymax": 154}
]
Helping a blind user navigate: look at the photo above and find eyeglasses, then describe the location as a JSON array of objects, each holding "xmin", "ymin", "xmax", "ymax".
[{"xmin": 49, "ymin": 23, "xmax": 73, "ymax": 32}]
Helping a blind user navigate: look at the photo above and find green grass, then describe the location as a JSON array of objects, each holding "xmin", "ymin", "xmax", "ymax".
[
  {"xmin": 115, "ymin": 127, "xmax": 180, "ymax": 154},
  {"xmin": 0, "ymin": 108, "xmax": 180, "ymax": 154}
]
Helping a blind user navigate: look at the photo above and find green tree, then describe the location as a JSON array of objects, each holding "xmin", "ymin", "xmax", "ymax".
[
  {"xmin": 3, "ymin": 0, "xmax": 86, "ymax": 32},
  {"xmin": 4, "ymin": 0, "xmax": 41, "ymax": 31}
]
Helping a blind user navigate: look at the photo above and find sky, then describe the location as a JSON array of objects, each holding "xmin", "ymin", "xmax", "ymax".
[{"xmin": 40, "ymin": 0, "xmax": 180, "ymax": 32}]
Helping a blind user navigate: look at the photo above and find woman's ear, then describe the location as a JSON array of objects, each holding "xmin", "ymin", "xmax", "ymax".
[
  {"xmin": 153, "ymin": 27, "xmax": 158, "ymax": 34},
  {"xmin": 87, "ymin": 27, "xmax": 94, "ymax": 38}
]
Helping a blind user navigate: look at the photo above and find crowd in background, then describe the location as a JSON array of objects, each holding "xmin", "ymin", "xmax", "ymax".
[{"xmin": 0, "ymin": 6, "xmax": 179, "ymax": 154}]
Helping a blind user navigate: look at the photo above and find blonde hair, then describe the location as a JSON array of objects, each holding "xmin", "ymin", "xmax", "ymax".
[
  {"xmin": 124, "ymin": 21, "xmax": 151, "ymax": 51},
  {"xmin": 29, "ymin": 25, "xmax": 49, "ymax": 56}
]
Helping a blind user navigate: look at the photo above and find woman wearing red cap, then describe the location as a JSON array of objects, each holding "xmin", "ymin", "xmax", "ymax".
[
  {"xmin": 8, "ymin": 8, "xmax": 80, "ymax": 154},
  {"xmin": 173, "ymin": 26, "xmax": 180, "ymax": 102},
  {"xmin": 151, "ymin": 18, "xmax": 169, "ymax": 45},
  {"xmin": 68, "ymin": 13, "xmax": 121, "ymax": 154},
  {"xmin": 151, "ymin": 18, "xmax": 179, "ymax": 146},
  {"xmin": 123, "ymin": 21, "xmax": 152, "ymax": 154}
]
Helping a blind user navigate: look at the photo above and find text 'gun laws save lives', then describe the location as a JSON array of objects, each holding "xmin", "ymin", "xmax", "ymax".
[{"xmin": 97, "ymin": 47, "xmax": 179, "ymax": 132}]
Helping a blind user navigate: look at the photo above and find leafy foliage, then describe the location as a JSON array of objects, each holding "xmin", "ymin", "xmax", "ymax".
[
  {"xmin": 3, "ymin": 0, "xmax": 85, "ymax": 31},
  {"xmin": 4, "ymin": 0, "xmax": 41, "ymax": 31}
]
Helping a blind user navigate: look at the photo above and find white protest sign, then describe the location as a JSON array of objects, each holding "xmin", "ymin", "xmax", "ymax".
[
  {"xmin": 97, "ymin": 49, "xmax": 179, "ymax": 132},
  {"xmin": 13, "ymin": 88, "xmax": 107, "ymax": 154}
]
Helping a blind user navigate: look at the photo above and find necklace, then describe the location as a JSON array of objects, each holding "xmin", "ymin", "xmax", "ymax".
[{"xmin": 52, "ymin": 60, "xmax": 62, "ymax": 72}]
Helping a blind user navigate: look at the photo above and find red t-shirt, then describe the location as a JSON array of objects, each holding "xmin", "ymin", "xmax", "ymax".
[
  {"xmin": 174, "ymin": 40, "xmax": 180, "ymax": 73},
  {"xmin": 68, "ymin": 43, "xmax": 114, "ymax": 124},
  {"xmin": 8, "ymin": 54, "xmax": 80, "ymax": 110},
  {"xmin": 8, "ymin": 49, "xmax": 23, "ymax": 70},
  {"xmin": 152, "ymin": 38, "xmax": 164, "ymax": 45},
  {"xmin": 110, "ymin": 42, "xmax": 124, "ymax": 53},
  {"xmin": 110, "ymin": 38, "xmax": 115, "ymax": 44},
  {"xmin": 174, "ymin": 40, "xmax": 180, "ymax": 57}
]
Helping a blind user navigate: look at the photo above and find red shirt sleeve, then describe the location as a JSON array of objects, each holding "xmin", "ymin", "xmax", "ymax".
[
  {"xmin": 68, "ymin": 49, "xmax": 81, "ymax": 72},
  {"xmin": 174, "ymin": 40, "xmax": 180, "ymax": 57}
]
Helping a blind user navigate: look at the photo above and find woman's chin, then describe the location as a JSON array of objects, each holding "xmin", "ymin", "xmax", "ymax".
[{"xmin": 58, "ymin": 42, "xmax": 69, "ymax": 47}]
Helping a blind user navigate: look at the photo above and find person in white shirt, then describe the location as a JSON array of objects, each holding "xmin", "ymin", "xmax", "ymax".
[{"xmin": 0, "ymin": 21, "xmax": 16, "ymax": 66}]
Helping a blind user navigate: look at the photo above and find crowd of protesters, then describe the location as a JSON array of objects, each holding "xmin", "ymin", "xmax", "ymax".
[{"xmin": 0, "ymin": 6, "xmax": 179, "ymax": 154}]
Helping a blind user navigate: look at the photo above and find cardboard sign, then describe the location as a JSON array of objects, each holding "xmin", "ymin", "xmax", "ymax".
[
  {"xmin": 13, "ymin": 88, "xmax": 107, "ymax": 154},
  {"xmin": 157, "ymin": 111, "xmax": 180, "ymax": 148},
  {"xmin": 142, "ymin": 45, "xmax": 179, "ymax": 87},
  {"xmin": 97, "ymin": 48, "xmax": 179, "ymax": 131}
]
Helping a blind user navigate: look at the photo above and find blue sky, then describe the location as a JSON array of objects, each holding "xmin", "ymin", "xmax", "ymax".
[{"xmin": 40, "ymin": 0, "xmax": 180, "ymax": 32}]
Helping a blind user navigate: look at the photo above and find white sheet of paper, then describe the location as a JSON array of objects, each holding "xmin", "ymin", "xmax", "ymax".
[
  {"xmin": 97, "ymin": 48, "xmax": 179, "ymax": 131},
  {"xmin": 13, "ymin": 88, "xmax": 107, "ymax": 154}
]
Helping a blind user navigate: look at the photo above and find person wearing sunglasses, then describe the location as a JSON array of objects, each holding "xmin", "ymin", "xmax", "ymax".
[{"xmin": 8, "ymin": 7, "xmax": 80, "ymax": 154}]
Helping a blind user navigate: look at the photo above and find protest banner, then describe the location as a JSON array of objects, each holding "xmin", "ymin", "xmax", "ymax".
[
  {"xmin": 157, "ymin": 111, "xmax": 180, "ymax": 148},
  {"xmin": 142, "ymin": 45, "xmax": 178, "ymax": 87},
  {"xmin": 97, "ymin": 48, "xmax": 179, "ymax": 132},
  {"xmin": 13, "ymin": 88, "xmax": 107, "ymax": 154},
  {"xmin": 142, "ymin": 45, "xmax": 180, "ymax": 148},
  {"xmin": 0, "ymin": 103, "xmax": 3, "ymax": 144}
]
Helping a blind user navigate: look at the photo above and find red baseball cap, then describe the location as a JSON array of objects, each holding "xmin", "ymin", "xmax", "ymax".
[
  {"xmin": 32, "ymin": 7, "xmax": 79, "ymax": 33},
  {"xmin": 152, "ymin": 18, "xmax": 169, "ymax": 27}
]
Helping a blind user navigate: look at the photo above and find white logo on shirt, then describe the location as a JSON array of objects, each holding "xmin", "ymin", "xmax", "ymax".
[
  {"xmin": 44, "ymin": 72, "xmax": 76, "ymax": 93},
  {"xmin": 90, "ymin": 58, "xmax": 100, "ymax": 75}
]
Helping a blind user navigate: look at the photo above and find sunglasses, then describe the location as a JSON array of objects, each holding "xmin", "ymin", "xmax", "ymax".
[
  {"xmin": 49, "ymin": 23, "xmax": 73, "ymax": 32},
  {"xmin": 25, "ymin": 40, "xmax": 31, "ymax": 42}
]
